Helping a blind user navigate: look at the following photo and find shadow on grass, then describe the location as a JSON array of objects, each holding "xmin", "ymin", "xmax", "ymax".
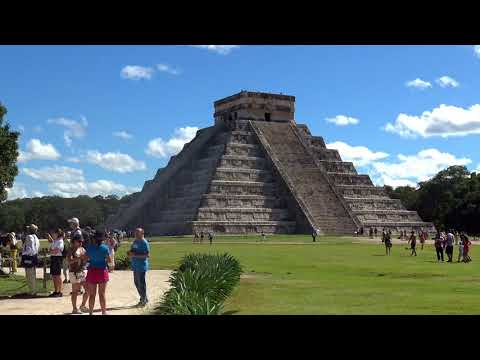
[{"xmin": 222, "ymin": 310, "xmax": 239, "ymax": 315}]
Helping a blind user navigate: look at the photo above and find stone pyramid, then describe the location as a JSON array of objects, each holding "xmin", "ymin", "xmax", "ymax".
[{"xmin": 107, "ymin": 91, "xmax": 435, "ymax": 235}]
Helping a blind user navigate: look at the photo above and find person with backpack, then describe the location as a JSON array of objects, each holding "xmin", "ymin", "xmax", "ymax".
[
  {"xmin": 21, "ymin": 224, "xmax": 40, "ymax": 296},
  {"xmin": 47, "ymin": 228, "xmax": 65, "ymax": 297}
]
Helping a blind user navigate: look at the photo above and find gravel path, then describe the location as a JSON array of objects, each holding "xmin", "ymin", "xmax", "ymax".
[{"xmin": 0, "ymin": 269, "xmax": 171, "ymax": 315}]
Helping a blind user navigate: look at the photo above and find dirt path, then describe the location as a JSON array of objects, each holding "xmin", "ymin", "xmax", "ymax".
[{"xmin": 0, "ymin": 269, "xmax": 171, "ymax": 315}]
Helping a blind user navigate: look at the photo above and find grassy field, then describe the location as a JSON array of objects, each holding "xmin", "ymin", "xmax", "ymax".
[
  {"xmin": 115, "ymin": 235, "xmax": 480, "ymax": 314},
  {"xmin": 0, "ymin": 275, "xmax": 52, "ymax": 298}
]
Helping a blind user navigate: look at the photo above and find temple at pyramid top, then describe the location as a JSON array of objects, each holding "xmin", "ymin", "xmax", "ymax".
[{"xmin": 214, "ymin": 91, "xmax": 296, "ymax": 125}]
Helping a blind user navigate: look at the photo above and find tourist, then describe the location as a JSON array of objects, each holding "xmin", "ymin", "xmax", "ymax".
[
  {"xmin": 208, "ymin": 232, "xmax": 213, "ymax": 245},
  {"xmin": 261, "ymin": 231, "xmax": 266, "ymax": 242},
  {"xmin": 445, "ymin": 230, "xmax": 455, "ymax": 263},
  {"xmin": 462, "ymin": 233, "xmax": 472, "ymax": 263},
  {"xmin": 85, "ymin": 230, "xmax": 111, "ymax": 315},
  {"xmin": 7, "ymin": 232, "xmax": 18, "ymax": 274},
  {"xmin": 47, "ymin": 228, "xmax": 65, "ymax": 297},
  {"xmin": 21, "ymin": 224, "xmax": 40, "ymax": 296},
  {"xmin": 106, "ymin": 234, "xmax": 116, "ymax": 272},
  {"xmin": 408, "ymin": 231, "xmax": 417, "ymax": 256},
  {"xmin": 369, "ymin": 227, "xmax": 373, "ymax": 239},
  {"xmin": 384, "ymin": 230, "xmax": 392, "ymax": 256},
  {"xmin": 434, "ymin": 231, "xmax": 444, "ymax": 262},
  {"xmin": 62, "ymin": 234, "xmax": 70, "ymax": 284},
  {"xmin": 312, "ymin": 229, "xmax": 317, "ymax": 242},
  {"xmin": 419, "ymin": 231, "xmax": 426, "ymax": 250},
  {"xmin": 458, "ymin": 235, "xmax": 464, "ymax": 263},
  {"xmin": 128, "ymin": 228, "xmax": 150, "ymax": 307},
  {"xmin": 68, "ymin": 236, "xmax": 89, "ymax": 314},
  {"xmin": 200, "ymin": 231, "xmax": 204, "ymax": 243},
  {"xmin": 193, "ymin": 232, "xmax": 198, "ymax": 243},
  {"xmin": 374, "ymin": 227, "xmax": 378, "ymax": 238}
]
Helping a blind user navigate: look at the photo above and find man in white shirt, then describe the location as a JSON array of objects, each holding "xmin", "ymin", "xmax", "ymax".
[{"xmin": 22, "ymin": 224, "xmax": 40, "ymax": 295}]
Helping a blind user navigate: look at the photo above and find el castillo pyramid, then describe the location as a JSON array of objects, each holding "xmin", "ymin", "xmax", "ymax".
[{"xmin": 107, "ymin": 91, "xmax": 435, "ymax": 235}]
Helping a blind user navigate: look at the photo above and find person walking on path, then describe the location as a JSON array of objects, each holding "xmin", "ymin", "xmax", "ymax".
[
  {"xmin": 85, "ymin": 230, "xmax": 111, "ymax": 315},
  {"xmin": 384, "ymin": 230, "xmax": 392, "ymax": 256},
  {"xmin": 21, "ymin": 224, "xmax": 40, "ymax": 296},
  {"xmin": 62, "ymin": 235, "xmax": 70, "ymax": 284},
  {"xmin": 128, "ymin": 228, "xmax": 150, "ymax": 307},
  {"xmin": 446, "ymin": 231, "xmax": 455, "ymax": 263},
  {"xmin": 47, "ymin": 228, "xmax": 65, "ymax": 297},
  {"xmin": 68, "ymin": 236, "xmax": 89, "ymax": 314},
  {"xmin": 106, "ymin": 234, "xmax": 116, "ymax": 272},
  {"xmin": 408, "ymin": 231, "xmax": 417, "ymax": 256},
  {"xmin": 434, "ymin": 232, "xmax": 444, "ymax": 262},
  {"xmin": 65, "ymin": 218, "xmax": 83, "ymax": 283}
]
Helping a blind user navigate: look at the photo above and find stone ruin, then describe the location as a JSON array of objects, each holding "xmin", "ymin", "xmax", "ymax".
[{"xmin": 107, "ymin": 91, "xmax": 435, "ymax": 235}]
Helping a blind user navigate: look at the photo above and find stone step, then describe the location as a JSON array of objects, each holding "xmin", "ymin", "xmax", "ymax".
[
  {"xmin": 313, "ymin": 148, "xmax": 342, "ymax": 161},
  {"xmin": 336, "ymin": 185, "xmax": 387, "ymax": 198},
  {"xmin": 346, "ymin": 198, "xmax": 405, "ymax": 211},
  {"xmin": 227, "ymin": 131, "xmax": 258, "ymax": 145},
  {"xmin": 319, "ymin": 160, "xmax": 357, "ymax": 174},
  {"xmin": 360, "ymin": 221, "xmax": 436, "ymax": 230},
  {"xmin": 200, "ymin": 194, "xmax": 282, "ymax": 208},
  {"xmin": 219, "ymin": 155, "xmax": 268, "ymax": 170},
  {"xmin": 356, "ymin": 212, "xmax": 422, "ymax": 223},
  {"xmin": 328, "ymin": 173, "xmax": 373, "ymax": 186},
  {"xmin": 224, "ymin": 143, "xmax": 263, "ymax": 157},
  {"xmin": 209, "ymin": 180, "xmax": 276, "ymax": 196},
  {"xmin": 205, "ymin": 144, "xmax": 226, "ymax": 157},
  {"xmin": 213, "ymin": 168, "xmax": 274, "ymax": 182},
  {"xmin": 197, "ymin": 207, "xmax": 291, "ymax": 221},
  {"xmin": 191, "ymin": 220, "xmax": 297, "ymax": 234}
]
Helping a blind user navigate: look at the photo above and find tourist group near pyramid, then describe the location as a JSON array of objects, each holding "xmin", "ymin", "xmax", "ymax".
[{"xmin": 107, "ymin": 91, "xmax": 435, "ymax": 236}]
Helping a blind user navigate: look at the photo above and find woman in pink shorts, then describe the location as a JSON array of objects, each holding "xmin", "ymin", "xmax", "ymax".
[{"xmin": 85, "ymin": 230, "xmax": 111, "ymax": 315}]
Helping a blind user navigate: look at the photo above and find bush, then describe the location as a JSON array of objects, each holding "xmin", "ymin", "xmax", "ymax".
[
  {"xmin": 156, "ymin": 253, "xmax": 242, "ymax": 315},
  {"xmin": 114, "ymin": 255, "xmax": 131, "ymax": 270}
]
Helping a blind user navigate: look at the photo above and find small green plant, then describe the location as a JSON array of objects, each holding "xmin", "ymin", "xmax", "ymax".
[
  {"xmin": 156, "ymin": 253, "xmax": 242, "ymax": 315},
  {"xmin": 114, "ymin": 255, "xmax": 131, "ymax": 270}
]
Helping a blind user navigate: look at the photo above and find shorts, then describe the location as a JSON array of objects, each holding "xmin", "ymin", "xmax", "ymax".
[
  {"xmin": 69, "ymin": 271, "xmax": 87, "ymax": 284},
  {"xmin": 50, "ymin": 256, "xmax": 63, "ymax": 276},
  {"xmin": 86, "ymin": 268, "xmax": 109, "ymax": 284}
]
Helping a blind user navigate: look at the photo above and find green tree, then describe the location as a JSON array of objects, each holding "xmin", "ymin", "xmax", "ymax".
[{"xmin": 0, "ymin": 103, "xmax": 20, "ymax": 202}]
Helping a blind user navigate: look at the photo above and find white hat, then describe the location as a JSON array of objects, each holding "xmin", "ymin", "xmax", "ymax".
[{"xmin": 68, "ymin": 217, "xmax": 80, "ymax": 225}]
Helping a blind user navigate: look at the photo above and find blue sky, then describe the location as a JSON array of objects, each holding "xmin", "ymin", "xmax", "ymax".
[{"xmin": 2, "ymin": 45, "xmax": 480, "ymax": 199}]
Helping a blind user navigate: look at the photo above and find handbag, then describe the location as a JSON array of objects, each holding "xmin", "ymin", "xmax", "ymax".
[{"xmin": 21, "ymin": 254, "xmax": 38, "ymax": 268}]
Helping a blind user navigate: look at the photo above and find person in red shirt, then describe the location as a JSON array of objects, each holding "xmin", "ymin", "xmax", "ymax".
[{"xmin": 462, "ymin": 233, "xmax": 472, "ymax": 263}]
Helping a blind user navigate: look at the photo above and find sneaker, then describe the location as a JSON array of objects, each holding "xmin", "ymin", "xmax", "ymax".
[
  {"xmin": 80, "ymin": 305, "xmax": 89, "ymax": 313},
  {"xmin": 71, "ymin": 309, "xmax": 82, "ymax": 314},
  {"xmin": 54, "ymin": 292, "xmax": 63, "ymax": 297},
  {"xmin": 48, "ymin": 292, "xmax": 58, "ymax": 297}
]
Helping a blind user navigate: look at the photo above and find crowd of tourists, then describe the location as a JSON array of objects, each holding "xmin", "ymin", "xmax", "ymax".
[
  {"xmin": 0, "ymin": 217, "xmax": 150, "ymax": 315},
  {"xmin": 375, "ymin": 227, "xmax": 473, "ymax": 262}
]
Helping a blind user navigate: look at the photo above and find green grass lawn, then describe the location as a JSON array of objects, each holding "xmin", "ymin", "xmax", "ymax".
[
  {"xmin": 0, "ymin": 275, "xmax": 52, "ymax": 298},
  {"xmin": 116, "ymin": 236, "xmax": 480, "ymax": 314}
]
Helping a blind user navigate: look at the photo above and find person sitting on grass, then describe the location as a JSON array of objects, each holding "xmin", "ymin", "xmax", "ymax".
[
  {"xmin": 408, "ymin": 231, "xmax": 417, "ymax": 257},
  {"xmin": 68, "ymin": 236, "xmax": 89, "ymax": 314},
  {"xmin": 85, "ymin": 230, "xmax": 111, "ymax": 315},
  {"xmin": 128, "ymin": 228, "xmax": 150, "ymax": 307},
  {"xmin": 47, "ymin": 228, "xmax": 65, "ymax": 297}
]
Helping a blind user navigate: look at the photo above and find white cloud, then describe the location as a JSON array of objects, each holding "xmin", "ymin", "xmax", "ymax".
[
  {"xmin": 85, "ymin": 150, "xmax": 146, "ymax": 173},
  {"xmin": 474, "ymin": 45, "xmax": 480, "ymax": 58},
  {"xmin": 327, "ymin": 141, "xmax": 389, "ymax": 167},
  {"xmin": 18, "ymin": 139, "xmax": 61, "ymax": 162},
  {"xmin": 384, "ymin": 104, "xmax": 480, "ymax": 138},
  {"xmin": 120, "ymin": 65, "xmax": 154, "ymax": 80},
  {"xmin": 325, "ymin": 115, "xmax": 359, "ymax": 126},
  {"xmin": 436, "ymin": 76, "xmax": 459, "ymax": 88},
  {"xmin": 146, "ymin": 126, "xmax": 198, "ymax": 158},
  {"xmin": 23, "ymin": 166, "xmax": 85, "ymax": 183},
  {"xmin": 371, "ymin": 148, "xmax": 471, "ymax": 187},
  {"xmin": 113, "ymin": 131, "xmax": 133, "ymax": 140},
  {"xmin": 47, "ymin": 116, "xmax": 87, "ymax": 147},
  {"xmin": 405, "ymin": 78, "xmax": 432, "ymax": 90},
  {"xmin": 49, "ymin": 180, "xmax": 140, "ymax": 198},
  {"xmin": 157, "ymin": 64, "xmax": 181, "ymax": 75},
  {"xmin": 190, "ymin": 45, "xmax": 240, "ymax": 55},
  {"xmin": 6, "ymin": 183, "xmax": 29, "ymax": 200}
]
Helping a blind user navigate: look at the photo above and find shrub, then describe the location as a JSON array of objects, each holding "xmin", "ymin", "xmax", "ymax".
[
  {"xmin": 156, "ymin": 253, "xmax": 242, "ymax": 315},
  {"xmin": 114, "ymin": 255, "xmax": 131, "ymax": 270}
]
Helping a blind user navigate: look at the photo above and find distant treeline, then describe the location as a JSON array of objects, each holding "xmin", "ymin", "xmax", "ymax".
[
  {"xmin": 385, "ymin": 165, "xmax": 480, "ymax": 235},
  {"xmin": 0, "ymin": 193, "xmax": 137, "ymax": 234}
]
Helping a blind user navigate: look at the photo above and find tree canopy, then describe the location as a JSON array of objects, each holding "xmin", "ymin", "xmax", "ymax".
[{"xmin": 0, "ymin": 103, "xmax": 20, "ymax": 202}]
